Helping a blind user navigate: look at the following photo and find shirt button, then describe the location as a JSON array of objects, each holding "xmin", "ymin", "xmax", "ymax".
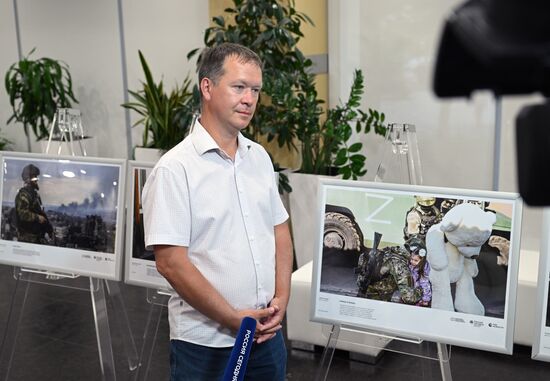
[{"xmin": 249, "ymin": 236, "xmax": 255, "ymax": 241}]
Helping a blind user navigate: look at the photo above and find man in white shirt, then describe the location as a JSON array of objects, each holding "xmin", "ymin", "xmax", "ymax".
[{"xmin": 142, "ymin": 43, "xmax": 293, "ymax": 380}]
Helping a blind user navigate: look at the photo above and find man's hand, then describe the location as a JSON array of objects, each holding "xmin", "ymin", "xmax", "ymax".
[
  {"xmin": 251, "ymin": 222, "xmax": 293, "ymax": 344},
  {"xmin": 37, "ymin": 215, "xmax": 46, "ymax": 224},
  {"xmin": 255, "ymin": 296, "xmax": 287, "ymax": 344},
  {"xmin": 232, "ymin": 306, "xmax": 278, "ymax": 332}
]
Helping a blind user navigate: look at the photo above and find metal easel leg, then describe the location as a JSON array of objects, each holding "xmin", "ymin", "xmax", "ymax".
[
  {"xmin": 0, "ymin": 269, "xmax": 30, "ymax": 381},
  {"xmin": 104, "ymin": 280, "xmax": 139, "ymax": 371},
  {"xmin": 90, "ymin": 277, "xmax": 116, "ymax": 381},
  {"xmin": 437, "ymin": 343, "xmax": 453, "ymax": 381},
  {"xmin": 314, "ymin": 324, "xmax": 341, "ymax": 381},
  {"xmin": 418, "ymin": 340, "xmax": 433, "ymax": 380},
  {"xmin": 134, "ymin": 299, "xmax": 164, "ymax": 381}
]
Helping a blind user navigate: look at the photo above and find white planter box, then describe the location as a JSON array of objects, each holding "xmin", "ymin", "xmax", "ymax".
[
  {"xmin": 134, "ymin": 147, "xmax": 164, "ymax": 163},
  {"xmin": 287, "ymin": 172, "xmax": 327, "ymax": 268}
]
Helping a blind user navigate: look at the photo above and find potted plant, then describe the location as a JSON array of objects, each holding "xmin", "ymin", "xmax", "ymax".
[
  {"xmin": 122, "ymin": 50, "xmax": 198, "ymax": 161},
  {"xmin": 4, "ymin": 48, "xmax": 78, "ymax": 152},
  {"xmin": 189, "ymin": 0, "xmax": 388, "ymax": 266}
]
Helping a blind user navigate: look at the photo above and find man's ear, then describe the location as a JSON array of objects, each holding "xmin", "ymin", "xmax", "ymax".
[{"xmin": 200, "ymin": 78, "xmax": 213, "ymax": 101}]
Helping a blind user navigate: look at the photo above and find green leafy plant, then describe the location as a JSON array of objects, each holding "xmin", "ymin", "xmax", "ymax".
[
  {"xmin": 4, "ymin": 48, "xmax": 78, "ymax": 150},
  {"xmin": 189, "ymin": 0, "xmax": 386, "ymax": 183},
  {"xmin": 304, "ymin": 69, "xmax": 386, "ymax": 179},
  {"xmin": 0, "ymin": 136, "xmax": 12, "ymax": 151},
  {"xmin": 122, "ymin": 50, "xmax": 198, "ymax": 152}
]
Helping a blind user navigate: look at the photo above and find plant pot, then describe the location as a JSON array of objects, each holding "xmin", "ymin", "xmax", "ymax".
[{"xmin": 134, "ymin": 147, "xmax": 164, "ymax": 163}]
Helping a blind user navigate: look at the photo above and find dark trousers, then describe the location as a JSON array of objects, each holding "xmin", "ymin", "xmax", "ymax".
[{"xmin": 170, "ymin": 331, "xmax": 287, "ymax": 381}]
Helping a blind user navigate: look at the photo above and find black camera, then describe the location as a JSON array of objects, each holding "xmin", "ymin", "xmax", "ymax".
[{"xmin": 433, "ymin": 0, "xmax": 550, "ymax": 205}]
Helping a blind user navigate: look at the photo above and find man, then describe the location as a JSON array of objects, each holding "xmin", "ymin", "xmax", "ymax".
[
  {"xmin": 15, "ymin": 164, "xmax": 53, "ymax": 244},
  {"xmin": 403, "ymin": 196, "xmax": 441, "ymax": 241},
  {"xmin": 142, "ymin": 43, "xmax": 293, "ymax": 380}
]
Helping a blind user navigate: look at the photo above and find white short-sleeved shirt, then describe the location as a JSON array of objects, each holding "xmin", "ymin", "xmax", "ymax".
[{"xmin": 142, "ymin": 121, "xmax": 288, "ymax": 347}]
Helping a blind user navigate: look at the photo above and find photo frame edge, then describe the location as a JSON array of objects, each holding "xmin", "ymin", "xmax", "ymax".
[{"xmin": 0, "ymin": 151, "xmax": 127, "ymax": 281}]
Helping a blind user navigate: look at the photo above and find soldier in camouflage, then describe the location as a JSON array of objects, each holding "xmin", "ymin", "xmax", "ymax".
[
  {"xmin": 356, "ymin": 233, "xmax": 422, "ymax": 305},
  {"xmin": 15, "ymin": 164, "xmax": 53, "ymax": 244},
  {"xmin": 403, "ymin": 196, "xmax": 442, "ymax": 241}
]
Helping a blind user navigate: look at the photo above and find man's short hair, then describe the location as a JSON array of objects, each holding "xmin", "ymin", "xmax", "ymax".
[{"xmin": 198, "ymin": 43, "xmax": 262, "ymax": 85}]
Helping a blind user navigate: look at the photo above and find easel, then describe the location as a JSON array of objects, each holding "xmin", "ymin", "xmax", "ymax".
[
  {"xmin": 315, "ymin": 123, "xmax": 453, "ymax": 380},
  {"xmin": 45, "ymin": 108, "xmax": 88, "ymax": 156},
  {"xmin": 133, "ymin": 287, "xmax": 171, "ymax": 381},
  {"xmin": 315, "ymin": 325, "xmax": 452, "ymax": 381},
  {"xmin": 0, "ymin": 110, "xmax": 138, "ymax": 380}
]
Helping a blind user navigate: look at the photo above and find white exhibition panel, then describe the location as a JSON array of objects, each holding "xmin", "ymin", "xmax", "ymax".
[
  {"xmin": 327, "ymin": 0, "xmax": 543, "ymax": 251},
  {"xmin": 0, "ymin": 152, "xmax": 126, "ymax": 280},
  {"xmin": 532, "ymin": 209, "xmax": 550, "ymax": 361},
  {"xmin": 311, "ymin": 178, "xmax": 522, "ymax": 354},
  {"xmin": 124, "ymin": 160, "xmax": 170, "ymax": 290}
]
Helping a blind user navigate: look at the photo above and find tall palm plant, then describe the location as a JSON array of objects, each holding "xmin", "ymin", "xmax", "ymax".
[{"xmin": 122, "ymin": 51, "xmax": 197, "ymax": 152}]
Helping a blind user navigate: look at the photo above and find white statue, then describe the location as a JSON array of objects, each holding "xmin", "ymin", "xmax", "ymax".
[{"xmin": 426, "ymin": 203, "xmax": 496, "ymax": 315}]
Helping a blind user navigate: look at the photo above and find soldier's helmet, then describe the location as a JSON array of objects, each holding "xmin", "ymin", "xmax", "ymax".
[
  {"xmin": 415, "ymin": 196, "xmax": 436, "ymax": 207},
  {"xmin": 21, "ymin": 164, "xmax": 40, "ymax": 182},
  {"xmin": 404, "ymin": 236, "xmax": 427, "ymax": 257}
]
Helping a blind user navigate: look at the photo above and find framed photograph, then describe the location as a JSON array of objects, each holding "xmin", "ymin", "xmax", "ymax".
[
  {"xmin": 532, "ymin": 209, "xmax": 550, "ymax": 361},
  {"xmin": 311, "ymin": 178, "xmax": 522, "ymax": 354},
  {"xmin": 0, "ymin": 152, "xmax": 126, "ymax": 280},
  {"xmin": 124, "ymin": 161, "xmax": 170, "ymax": 290}
]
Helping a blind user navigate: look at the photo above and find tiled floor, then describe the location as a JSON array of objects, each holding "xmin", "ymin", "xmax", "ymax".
[{"xmin": 1, "ymin": 263, "xmax": 550, "ymax": 380}]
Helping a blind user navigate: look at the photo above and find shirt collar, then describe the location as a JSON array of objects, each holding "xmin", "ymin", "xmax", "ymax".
[{"xmin": 191, "ymin": 119, "xmax": 252, "ymax": 158}]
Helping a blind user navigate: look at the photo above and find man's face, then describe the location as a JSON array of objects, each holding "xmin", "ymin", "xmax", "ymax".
[
  {"xmin": 30, "ymin": 179, "xmax": 39, "ymax": 190},
  {"xmin": 203, "ymin": 55, "xmax": 262, "ymax": 133}
]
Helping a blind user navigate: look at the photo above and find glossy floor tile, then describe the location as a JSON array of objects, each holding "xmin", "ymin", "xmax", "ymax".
[{"xmin": 0, "ymin": 263, "xmax": 549, "ymax": 380}]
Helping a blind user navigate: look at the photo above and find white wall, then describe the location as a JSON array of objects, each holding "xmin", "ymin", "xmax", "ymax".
[
  {"xmin": 0, "ymin": 1, "xmax": 20, "ymax": 148},
  {"xmin": 328, "ymin": 0, "xmax": 542, "ymax": 250},
  {"xmin": 123, "ymin": 0, "xmax": 207, "ymax": 152},
  {"xmin": 0, "ymin": 0, "xmax": 208, "ymax": 158}
]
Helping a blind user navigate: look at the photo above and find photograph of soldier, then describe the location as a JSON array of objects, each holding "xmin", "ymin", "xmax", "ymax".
[
  {"xmin": 1, "ymin": 157, "xmax": 121, "ymax": 254},
  {"xmin": 318, "ymin": 187, "xmax": 514, "ymax": 318},
  {"xmin": 403, "ymin": 196, "xmax": 441, "ymax": 241},
  {"xmin": 546, "ymin": 279, "xmax": 550, "ymax": 328},
  {"xmin": 356, "ymin": 232, "xmax": 423, "ymax": 305},
  {"xmin": 14, "ymin": 164, "xmax": 55, "ymax": 244}
]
